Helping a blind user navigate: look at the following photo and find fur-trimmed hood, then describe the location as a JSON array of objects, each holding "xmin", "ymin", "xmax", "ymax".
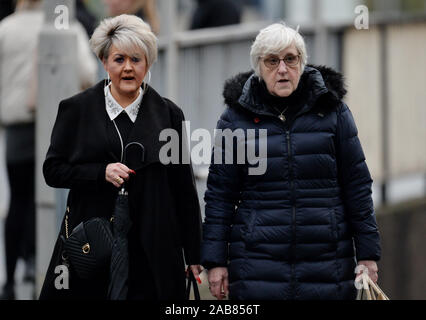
[{"xmin": 223, "ymin": 65, "xmax": 347, "ymax": 116}]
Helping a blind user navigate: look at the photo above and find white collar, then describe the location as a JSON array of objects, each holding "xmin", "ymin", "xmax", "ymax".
[{"xmin": 104, "ymin": 84, "xmax": 143, "ymax": 123}]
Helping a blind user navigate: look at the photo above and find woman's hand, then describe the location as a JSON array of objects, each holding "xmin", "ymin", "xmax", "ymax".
[
  {"xmin": 356, "ymin": 260, "xmax": 378, "ymax": 283},
  {"xmin": 105, "ymin": 163, "xmax": 135, "ymax": 188},
  {"xmin": 208, "ymin": 267, "xmax": 229, "ymax": 300},
  {"xmin": 187, "ymin": 265, "xmax": 203, "ymax": 284}
]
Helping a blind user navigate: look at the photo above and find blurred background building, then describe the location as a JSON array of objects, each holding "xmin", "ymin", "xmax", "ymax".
[{"xmin": 0, "ymin": 0, "xmax": 425, "ymax": 300}]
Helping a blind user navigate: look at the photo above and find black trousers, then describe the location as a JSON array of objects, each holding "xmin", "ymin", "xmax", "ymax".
[{"xmin": 4, "ymin": 161, "xmax": 35, "ymax": 286}]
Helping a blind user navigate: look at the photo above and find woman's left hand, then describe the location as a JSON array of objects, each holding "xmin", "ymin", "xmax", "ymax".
[
  {"xmin": 187, "ymin": 265, "xmax": 203, "ymax": 284},
  {"xmin": 356, "ymin": 260, "xmax": 378, "ymax": 283}
]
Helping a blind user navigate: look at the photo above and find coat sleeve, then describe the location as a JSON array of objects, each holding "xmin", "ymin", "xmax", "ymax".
[
  {"xmin": 200, "ymin": 108, "xmax": 244, "ymax": 269},
  {"xmin": 336, "ymin": 103, "xmax": 381, "ymax": 261},
  {"xmin": 43, "ymin": 99, "xmax": 108, "ymax": 189},
  {"xmin": 168, "ymin": 101, "xmax": 202, "ymax": 266}
]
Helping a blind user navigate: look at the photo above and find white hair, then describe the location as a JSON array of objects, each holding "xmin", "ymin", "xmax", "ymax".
[
  {"xmin": 89, "ymin": 14, "xmax": 158, "ymax": 69},
  {"xmin": 250, "ymin": 22, "xmax": 308, "ymax": 77}
]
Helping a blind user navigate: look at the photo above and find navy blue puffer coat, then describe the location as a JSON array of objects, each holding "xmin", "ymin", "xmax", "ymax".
[{"xmin": 201, "ymin": 66, "xmax": 381, "ymax": 300}]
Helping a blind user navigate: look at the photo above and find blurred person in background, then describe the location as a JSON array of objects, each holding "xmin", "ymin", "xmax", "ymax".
[
  {"xmin": 39, "ymin": 14, "xmax": 202, "ymax": 300},
  {"xmin": 190, "ymin": 0, "xmax": 242, "ymax": 30},
  {"xmin": 103, "ymin": 0, "xmax": 160, "ymax": 34},
  {"xmin": 201, "ymin": 23, "xmax": 381, "ymax": 300},
  {"xmin": 0, "ymin": 0, "xmax": 14, "ymax": 21},
  {"xmin": 76, "ymin": 0, "xmax": 97, "ymax": 37},
  {"xmin": 0, "ymin": 0, "xmax": 97, "ymax": 300}
]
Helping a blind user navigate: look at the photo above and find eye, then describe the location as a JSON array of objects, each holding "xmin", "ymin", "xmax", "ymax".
[
  {"xmin": 268, "ymin": 57, "xmax": 279, "ymax": 65},
  {"xmin": 131, "ymin": 57, "xmax": 140, "ymax": 63},
  {"xmin": 284, "ymin": 55, "xmax": 300, "ymax": 66},
  {"xmin": 285, "ymin": 55, "xmax": 296, "ymax": 63},
  {"xmin": 114, "ymin": 57, "xmax": 124, "ymax": 63}
]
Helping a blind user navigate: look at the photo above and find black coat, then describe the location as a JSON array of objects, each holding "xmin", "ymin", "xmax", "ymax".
[
  {"xmin": 39, "ymin": 81, "xmax": 202, "ymax": 300},
  {"xmin": 201, "ymin": 66, "xmax": 381, "ymax": 300}
]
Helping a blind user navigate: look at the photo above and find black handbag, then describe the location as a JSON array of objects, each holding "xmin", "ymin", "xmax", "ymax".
[{"xmin": 61, "ymin": 207, "xmax": 114, "ymax": 280}]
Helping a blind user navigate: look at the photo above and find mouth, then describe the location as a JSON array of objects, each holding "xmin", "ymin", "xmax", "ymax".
[
  {"xmin": 122, "ymin": 76, "xmax": 135, "ymax": 81},
  {"xmin": 278, "ymin": 79, "xmax": 290, "ymax": 83}
]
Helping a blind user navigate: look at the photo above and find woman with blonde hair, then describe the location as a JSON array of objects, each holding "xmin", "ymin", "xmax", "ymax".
[{"xmin": 39, "ymin": 14, "xmax": 202, "ymax": 300}]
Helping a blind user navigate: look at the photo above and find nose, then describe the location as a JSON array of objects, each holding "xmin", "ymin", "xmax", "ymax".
[
  {"xmin": 124, "ymin": 58, "xmax": 133, "ymax": 71},
  {"xmin": 277, "ymin": 60, "xmax": 288, "ymax": 73}
]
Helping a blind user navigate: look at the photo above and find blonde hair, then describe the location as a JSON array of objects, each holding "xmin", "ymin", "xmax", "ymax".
[
  {"xmin": 250, "ymin": 22, "xmax": 308, "ymax": 77},
  {"xmin": 89, "ymin": 14, "xmax": 157, "ymax": 69}
]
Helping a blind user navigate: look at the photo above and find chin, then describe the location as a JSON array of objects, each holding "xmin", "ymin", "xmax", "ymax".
[
  {"xmin": 120, "ymin": 85, "xmax": 139, "ymax": 94},
  {"xmin": 271, "ymin": 85, "xmax": 294, "ymax": 97},
  {"xmin": 274, "ymin": 90, "xmax": 292, "ymax": 97}
]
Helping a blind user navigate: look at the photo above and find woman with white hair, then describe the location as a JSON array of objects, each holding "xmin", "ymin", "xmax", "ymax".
[
  {"xmin": 39, "ymin": 14, "xmax": 202, "ymax": 300},
  {"xmin": 201, "ymin": 23, "xmax": 381, "ymax": 300}
]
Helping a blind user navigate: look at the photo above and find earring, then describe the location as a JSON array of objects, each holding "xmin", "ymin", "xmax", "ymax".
[
  {"xmin": 142, "ymin": 71, "xmax": 151, "ymax": 94},
  {"xmin": 146, "ymin": 71, "xmax": 151, "ymax": 85},
  {"xmin": 104, "ymin": 73, "xmax": 110, "ymax": 97}
]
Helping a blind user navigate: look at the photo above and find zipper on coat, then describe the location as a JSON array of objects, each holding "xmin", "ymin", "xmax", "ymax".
[{"xmin": 263, "ymin": 107, "xmax": 311, "ymax": 299}]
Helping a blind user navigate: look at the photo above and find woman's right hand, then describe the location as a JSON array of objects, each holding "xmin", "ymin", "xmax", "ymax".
[
  {"xmin": 208, "ymin": 267, "xmax": 229, "ymax": 300},
  {"xmin": 105, "ymin": 163, "xmax": 135, "ymax": 188}
]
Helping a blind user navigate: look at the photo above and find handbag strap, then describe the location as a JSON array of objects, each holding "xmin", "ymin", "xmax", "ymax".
[
  {"xmin": 64, "ymin": 206, "xmax": 114, "ymax": 239},
  {"xmin": 186, "ymin": 271, "xmax": 200, "ymax": 300},
  {"xmin": 65, "ymin": 206, "xmax": 70, "ymax": 239}
]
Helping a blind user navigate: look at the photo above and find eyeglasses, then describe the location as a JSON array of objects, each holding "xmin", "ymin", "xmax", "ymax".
[{"xmin": 263, "ymin": 54, "xmax": 301, "ymax": 69}]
